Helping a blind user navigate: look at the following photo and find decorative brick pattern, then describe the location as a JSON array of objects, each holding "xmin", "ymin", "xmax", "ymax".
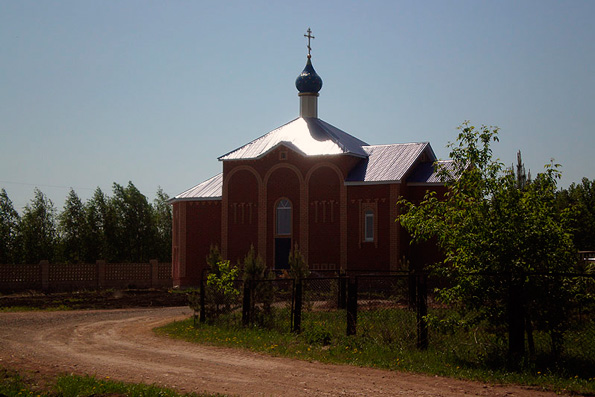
[
  {"xmin": 0, "ymin": 264, "xmax": 42, "ymax": 291},
  {"xmin": 105, "ymin": 263, "xmax": 151, "ymax": 281},
  {"xmin": 0, "ymin": 261, "xmax": 173, "ymax": 293},
  {"xmin": 158, "ymin": 262, "xmax": 172, "ymax": 280},
  {"xmin": 48, "ymin": 263, "xmax": 95, "ymax": 282}
]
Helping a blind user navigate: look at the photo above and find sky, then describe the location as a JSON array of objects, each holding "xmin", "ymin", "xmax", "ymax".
[{"xmin": 1, "ymin": 0, "xmax": 594, "ymax": 213}]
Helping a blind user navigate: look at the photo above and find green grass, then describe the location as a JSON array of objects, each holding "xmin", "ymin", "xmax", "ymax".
[
  {"xmin": 0, "ymin": 305, "xmax": 73, "ymax": 313},
  {"xmin": 0, "ymin": 367, "xmax": 226, "ymax": 397},
  {"xmin": 0, "ymin": 306, "xmax": 42, "ymax": 312},
  {"xmin": 155, "ymin": 309, "xmax": 595, "ymax": 396}
]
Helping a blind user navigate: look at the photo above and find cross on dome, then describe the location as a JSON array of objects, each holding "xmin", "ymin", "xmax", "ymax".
[{"xmin": 304, "ymin": 27, "xmax": 315, "ymax": 58}]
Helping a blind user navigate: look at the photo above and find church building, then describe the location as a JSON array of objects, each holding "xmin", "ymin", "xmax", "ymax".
[{"xmin": 170, "ymin": 30, "xmax": 449, "ymax": 287}]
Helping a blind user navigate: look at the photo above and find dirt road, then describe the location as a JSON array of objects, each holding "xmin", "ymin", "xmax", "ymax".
[{"xmin": 0, "ymin": 307, "xmax": 563, "ymax": 396}]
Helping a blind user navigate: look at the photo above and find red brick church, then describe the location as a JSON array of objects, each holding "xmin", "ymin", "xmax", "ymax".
[{"xmin": 170, "ymin": 31, "xmax": 449, "ymax": 287}]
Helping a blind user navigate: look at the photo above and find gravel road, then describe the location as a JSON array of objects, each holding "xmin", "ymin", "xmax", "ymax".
[{"xmin": 0, "ymin": 307, "xmax": 564, "ymax": 396}]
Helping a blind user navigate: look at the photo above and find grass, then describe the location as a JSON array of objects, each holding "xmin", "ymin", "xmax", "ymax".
[
  {"xmin": 0, "ymin": 305, "xmax": 73, "ymax": 313},
  {"xmin": 0, "ymin": 367, "xmax": 226, "ymax": 397},
  {"xmin": 155, "ymin": 308, "xmax": 595, "ymax": 396}
]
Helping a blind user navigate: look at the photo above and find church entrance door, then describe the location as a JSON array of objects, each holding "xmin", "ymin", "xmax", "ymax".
[
  {"xmin": 274, "ymin": 238, "xmax": 291, "ymax": 269},
  {"xmin": 274, "ymin": 198, "xmax": 293, "ymax": 270}
]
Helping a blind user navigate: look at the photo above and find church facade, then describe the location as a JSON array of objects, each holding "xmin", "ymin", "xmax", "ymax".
[{"xmin": 170, "ymin": 37, "xmax": 449, "ymax": 287}]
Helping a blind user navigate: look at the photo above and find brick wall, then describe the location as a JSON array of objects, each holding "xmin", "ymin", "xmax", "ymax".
[
  {"xmin": 172, "ymin": 144, "xmax": 447, "ymax": 286},
  {"xmin": 172, "ymin": 200, "xmax": 221, "ymax": 287}
]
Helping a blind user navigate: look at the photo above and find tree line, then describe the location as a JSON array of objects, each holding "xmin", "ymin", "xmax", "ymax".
[{"xmin": 0, "ymin": 182, "xmax": 172, "ymax": 264}]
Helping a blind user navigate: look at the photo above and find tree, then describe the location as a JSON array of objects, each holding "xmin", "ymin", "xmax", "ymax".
[
  {"xmin": 398, "ymin": 122, "xmax": 576, "ymax": 362},
  {"xmin": 242, "ymin": 244, "xmax": 268, "ymax": 282},
  {"xmin": 0, "ymin": 188, "xmax": 21, "ymax": 264},
  {"xmin": 206, "ymin": 244, "xmax": 223, "ymax": 275},
  {"xmin": 513, "ymin": 150, "xmax": 531, "ymax": 189},
  {"xmin": 242, "ymin": 245, "xmax": 275, "ymax": 326},
  {"xmin": 58, "ymin": 189, "xmax": 87, "ymax": 263},
  {"xmin": 84, "ymin": 187, "xmax": 116, "ymax": 261},
  {"xmin": 206, "ymin": 260, "xmax": 241, "ymax": 318},
  {"xmin": 288, "ymin": 243, "xmax": 309, "ymax": 280},
  {"xmin": 111, "ymin": 182, "xmax": 156, "ymax": 262},
  {"xmin": 20, "ymin": 188, "xmax": 58, "ymax": 263},
  {"xmin": 556, "ymin": 178, "xmax": 595, "ymax": 251},
  {"xmin": 153, "ymin": 187, "xmax": 172, "ymax": 261}
]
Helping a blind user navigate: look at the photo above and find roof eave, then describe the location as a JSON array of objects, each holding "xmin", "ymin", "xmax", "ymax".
[
  {"xmin": 168, "ymin": 196, "xmax": 222, "ymax": 204},
  {"xmin": 407, "ymin": 182, "xmax": 447, "ymax": 187},
  {"xmin": 344, "ymin": 180, "xmax": 401, "ymax": 186}
]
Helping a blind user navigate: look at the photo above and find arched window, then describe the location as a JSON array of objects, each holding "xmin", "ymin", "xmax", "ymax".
[
  {"xmin": 364, "ymin": 209, "xmax": 374, "ymax": 242},
  {"xmin": 276, "ymin": 199, "xmax": 292, "ymax": 236}
]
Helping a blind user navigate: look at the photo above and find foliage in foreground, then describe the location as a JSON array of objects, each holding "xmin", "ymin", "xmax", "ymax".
[
  {"xmin": 398, "ymin": 122, "xmax": 580, "ymax": 361},
  {"xmin": 0, "ymin": 367, "xmax": 225, "ymax": 397},
  {"xmin": 156, "ymin": 316, "xmax": 595, "ymax": 396}
]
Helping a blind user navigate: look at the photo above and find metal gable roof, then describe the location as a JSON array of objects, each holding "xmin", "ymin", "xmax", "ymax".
[
  {"xmin": 346, "ymin": 142, "xmax": 434, "ymax": 183},
  {"xmin": 407, "ymin": 160, "xmax": 456, "ymax": 185},
  {"xmin": 218, "ymin": 117, "xmax": 369, "ymax": 161},
  {"xmin": 169, "ymin": 173, "xmax": 223, "ymax": 202}
]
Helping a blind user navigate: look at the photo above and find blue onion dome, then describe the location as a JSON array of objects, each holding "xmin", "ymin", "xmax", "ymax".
[{"xmin": 295, "ymin": 57, "xmax": 323, "ymax": 93}]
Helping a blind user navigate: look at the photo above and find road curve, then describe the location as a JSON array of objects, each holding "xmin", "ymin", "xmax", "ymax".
[{"xmin": 0, "ymin": 307, "xmax": 561, "ymax": 396}]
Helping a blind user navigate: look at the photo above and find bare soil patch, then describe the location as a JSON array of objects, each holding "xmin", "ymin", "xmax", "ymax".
[{"xmin": 0, "ymin": 306, "xmax": 569, "ymax": 396}]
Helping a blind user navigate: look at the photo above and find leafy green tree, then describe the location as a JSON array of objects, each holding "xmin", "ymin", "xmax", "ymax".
[
  {"xmin": 556, "ymin": 178, "xmax": 595, "ymax": 251},
  {"xmin": 206, "ymin": 260, "xmax": 240, "ymax": 318},
  {"xmin": 153, "ymin": 187, "xmax": 172, "ymax": 261},
  {"xmin": 84, "ymin": 187, "xmax": 117, "ymax": 261},
  {"xmin": 0, "ymin": 188, "xmax": 21, "ymax": 264},
  {"xmin": 58, "ymin": 189, "xmax": 87, "ymax": 263},
  {"xmin": 111, "ymin": 182, "xmax": 156, "ymax": 262},
  {"xmin": 187, "ymin": 244, "xmax": 224, "ymax": 323},
  {"xmin": 20, "ymin": 188, "xmax": 58, "ymax": 263},
  {"xmin": 398, "ymin": 122, "xmax": 576, "ymax": 362}
]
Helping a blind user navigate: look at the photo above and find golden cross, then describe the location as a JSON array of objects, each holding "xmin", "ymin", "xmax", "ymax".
[{"xmin": 304, "ymin": 27, "xmax": 315, "ymax": 58}]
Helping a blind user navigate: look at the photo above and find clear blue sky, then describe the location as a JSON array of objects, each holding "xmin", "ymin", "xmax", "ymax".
[{"xmin": 1, "ymin": 0, "xmax": 594, "ymax": 212}]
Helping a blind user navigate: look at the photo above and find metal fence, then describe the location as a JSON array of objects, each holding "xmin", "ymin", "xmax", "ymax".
[{"xmin": 193, "ymin": 271, "xmax": 595, "ymax": 368}]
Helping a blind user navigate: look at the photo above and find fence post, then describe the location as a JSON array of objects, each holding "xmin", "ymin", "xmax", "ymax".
[
  {"xmin": 416, "ymin": 273, "xmax": 428, "ymax": 350},
  {"xmin": 408, "ymin": 271, "xmax": 417, "ymax": 309},
  {"xmin": 96, "ymin": 260, "xmax": 106, "ymax": 289},
  {"xmin": 346, "ymin": 277, "xmax": 358, "ymax": 336},
  {"xmin": 242, "ymin": 280, "xmax": 251, "ymax": 326},
  {"xmin": 200, "ymin": 276, "xmax": 206, "ymax": 323},
  {"xmin": 338, "ymin": 274, "xmax": 347, "ymax": 309},
  {"xmin": 150, "ymin": 259, "xmax": 159, "ymax": 288},
  {"xmin": 292, "ymin": 280, "xmax": 303, "ymax": 333},
  {"xmin": 507, "ymin": 274, "xmax": 525, "ymax": 364},
  {"xmin": 40, "ymin": 260, "xmax": 50, "ymax": 292}
]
